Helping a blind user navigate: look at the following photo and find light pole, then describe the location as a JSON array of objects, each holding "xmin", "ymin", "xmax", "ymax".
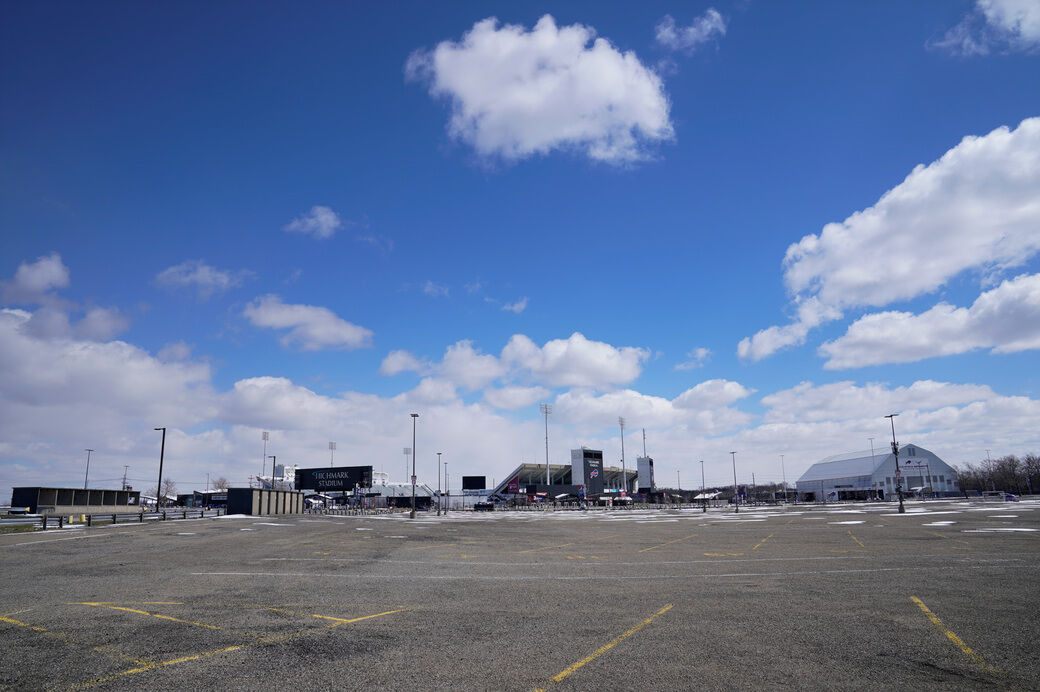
[
  {"xmin": 121, "ymin": 465, "xmax": 129, "ymax": 491},
  {"xmin": 780, "ymin": 454, "xmax": 787, "ymax": 503},
  {"xmin": 403, "ymin": 447, "xmax": 411, "ymax": 483},
  {"xmin": 444, "ymin": 461, "xmax": 449, "ymax": 512},
  {"xmin": 540, "ymin": 403, "xmax": 553, "ymax": 489},
  {"xmin": 731, "ymin": 451, "xmax": 739, "ymax": 513},
  {"xmin": 869, "ymin": 437, "xmax": 877, "ymax": 499},
  {"xmin": 268, "ymin": 455, "xmax": 277, "ymax": 489},
  {"xmin": 329, "ymin": 441, "xmax": 336, "ymax": 467},
  {"xmin": 410, "ymin": 413, "xmax": 419, "ymax": 519},
  {"xmin": 261, "ymin": 431, "xmax": 269, "ymax": 488},
  {"xmin": 437, "ymin": 451, "xmax": 442, "ymax": 516},
  {"xmin": 154, "ymin": 428, "xmax": 166, "ymax": 509},
  {"xmin": 618, "ymin": 417, "xmax": 627, "ymax": 496},
  {"xmin": 700, "ymin": 460, "xmax": 706, "ymax": 513},
  {"xmin": 886, "ymin": 413, "xmax": 905, "ymax": 513},
  {"xmin": 83, "ymin": 449, "xmax": 94, "ymax": 489}
]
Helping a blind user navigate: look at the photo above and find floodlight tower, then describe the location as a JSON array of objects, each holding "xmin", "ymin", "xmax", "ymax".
[
  {"xmin": 540, "ymin": 403, "xmax": 552, "ymax": 487},
  {"xmin": 618, "ymin": 417, "xmax": 627, "ymax": 495},
  {"xmin": 83, "ymin": 449, "xmax": 94, "ymax": 489},
  {"xmin": 261, "ymin": 431, "xmax": 269, "ymax": 487},
  {"xmin": 329, "ymin": 441, "xmax": 336, "ymax": 466},
  {"xmin": 410, "ymin": 413, "xmax": 419, "ymax": 519}
]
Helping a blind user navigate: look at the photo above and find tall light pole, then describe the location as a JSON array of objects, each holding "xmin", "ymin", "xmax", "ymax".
[
  {"xmin": 780, "ymin": 454, "xmax": 787, "ymax": 503},
  {"xmin": 444, "ymin": 461, "xmax": 449, "ymax": 512},
  {"xmin": 410, "ymin": 413, "xmax": 419, "ymax": 519},
  {"xmin": 261, "ymin": 431, "xmax": 269, "ymax": 488},
  {"xmin": 540, "ymin": 403, "xmax": 552, "ymax": 487},
  {"xmin": 618, "ymin": 417, "xmax": 627, "ymax": 495},
  {"xmin": 154, "ymin": 428, "xmax": 166, "ymax": 508},
  {"xmin": 437, "ymin": 451, "xmax": 442, "ymax": 516},
  {"xmin": 886, "ymin": 413, "xmax": 905, "ymax": 513},
  {"xmin": 121, "ymin": 465, "xmax": 129, "ymax": 491},
  {"xmin": 402, "ymin": 447, "xmax": 411, "ymax": 483},
  {"xmin": 268, "ymin": 455, "xmax": 277, "ymax": 490},
  {"xmin": 700, "ymin": 460, "xmax": 706, "ymax": 513},
  {"xmin": 329, "ymin": 441, "xmax": 336, "ymax": 466},
  {"xmin": 731, "ymin": 451, "xmax": 739, "ymax": 513},
  {"xmin": 83, "ymin": 449, "xmax": 94, "ymax": 489}
]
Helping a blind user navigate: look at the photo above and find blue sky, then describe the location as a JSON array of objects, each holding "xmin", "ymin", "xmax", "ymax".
[{"xmin": 2, "ymin": 1, "xmax": 1039, "ymax": 498}]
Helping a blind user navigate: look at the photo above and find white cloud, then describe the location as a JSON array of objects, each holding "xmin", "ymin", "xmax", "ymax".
[
  {"xmin": 283, "ymin": 205, "xmax": 343, "ymax": 239},
  {"xmin": 655, "ymin": 9, "xmax": 726, "ymax": 53},
  {"xmin": 355, "ymin": 233, "xmax": 394, "ymax": 253},
  {"xmin": 440, "ymin": 340, "xmax": 507, "ymax": 390},
  {"xmin": 502, "ymin": 297, "xmax": 528, "ymax": 314},
  {"xmin": 483, "ymin": 385, "xmax": 550, "ymax": 410},
  {"xmin": 673, "ymin": 379, "xmax": 754, "ymax": 410},
  {"xmin": 934, "ymin": 0, "xmax": 1040, "ymax": 55},
  {"xmin": 401, "ymin": 377, "xmax": 459, "ymax": 405},
  {"xmin": 155, "ymin": 260, "xmax": 250, "ymax": 299},
  {"xmin": 76, "ymin": 307, "xmax": 129, "ymax": 341},
  {"xmin": 675, "ymin": 347, "xmax": 711, "ymax": 370},
  {"xmin": 379, "ymin": 349, "xmax": 429, "ymax": 376},
  {"xmin": 761, "ymin": 380, "xmax": 995, "ymax": 425},
  {"xmin": 423, "ymin": 281, "xmax": 450, "ymax": 297},
  {"xmin": 243, "ymin": 294, "xmax": 373, "ymax": 351},
  {"xmin": 502, "ymin": 332, "xmax": 649, "ymax": 388},
  {"xmin": 819, "ymin": 273, "xmax": 1040, "ymax": 368},
  {"xmin": 2, "ymin": 252, "xmax": 69, "ymax": 303},
  {"xmin": 740, "ymin": 117, "xmax": 1040, "ymax": 360},
  {"xmin": 407, "ymin": 14, "xmax": 673, "ymax": 164},
  {"xmin": 158, "ymin": 341, "xmax": 193, "ymax": 362}
]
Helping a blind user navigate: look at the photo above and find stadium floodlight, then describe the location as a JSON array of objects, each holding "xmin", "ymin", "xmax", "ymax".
[
  {"xmin": 618, "ymin": 417, "xmax": 627, "ymax": 495},
  {"xmin": 437, "ymin": 452, "xmax": 442, "ymax": 516},
  {"xmin": 701, "ymin": 460, "xmax": 706, "ymax": 513},
  {"xmin": 262, "ymin": 431, "xmax": 269, "ymax": 487},
  {"xmin": 329, "ymin": 441, "xmax": 336, "ymax": 466}
]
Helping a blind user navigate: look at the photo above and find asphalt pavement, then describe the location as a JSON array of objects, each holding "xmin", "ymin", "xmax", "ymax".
[{"xmin": 1, "ymin": 499, "xmax": 1037, "ymax": 691}]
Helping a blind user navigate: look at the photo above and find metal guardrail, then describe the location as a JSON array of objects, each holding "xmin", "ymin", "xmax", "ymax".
[{"xmin": 5, "ymin": 508, "xmax": 225, "ymax": 531}]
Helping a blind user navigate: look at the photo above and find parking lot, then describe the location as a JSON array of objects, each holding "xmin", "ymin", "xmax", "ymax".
[{"xmin": 1, "ymin": 499, "xmax": 1038, "ymax": 690}]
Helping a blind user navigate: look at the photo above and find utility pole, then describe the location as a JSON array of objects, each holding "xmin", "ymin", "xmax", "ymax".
[
  {"xmin": 700, "ymin": 460, "xmax": 706, "ymax": 513},
  {"xmin": 410, "ymin": 413, "xmax": 419, "ymax": 519},
  {"xmin": 437, "ymin": 451, "xmax": 442, "ymax": 516},
  {"xmin": 261, "ymin": 431, "xmax": 269, "ymax": 488},
  {"xmin": 731, "ymin": 451, "xmax": 739, "ymax": 513},
  {"xmin": 886, "ymin": 413, "xmax": 905, "ymax": 513},
  {"xmin": 121, "ymin": 465, "xmax": 129, "ymax": 491},
  {"xmin": 780, "ymin": 454, "xmax": 787, "ymax": 503},
  {"xmin": 154, "ymin": 427, "xmax": 166, "ymax": 509},
  {"xmin": 83, "ymin": 449, "xmax": 94, "ymax": 489},
  {"xmin": 268, "ymin": 455, "xmax": 276, "ymax": 489}
]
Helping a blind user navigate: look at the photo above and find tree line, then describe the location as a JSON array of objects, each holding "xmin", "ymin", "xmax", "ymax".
[{"xmin": 956, "ymin": 454, "xmax": 1039, "ymax": 495}]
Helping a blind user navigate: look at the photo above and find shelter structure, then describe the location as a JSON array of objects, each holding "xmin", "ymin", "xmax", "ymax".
[
  {"xmin": 795, "ymin": 444, "xmax": 959, "ymax": 501},
  {"xmin": 10, "ymin": 487, "xmax": 141, "ymax": 515}
]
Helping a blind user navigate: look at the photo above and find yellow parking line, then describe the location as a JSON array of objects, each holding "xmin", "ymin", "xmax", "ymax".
[
  {"xmin": 535, "ymin": 604, "xmax": 673, "ymax": 690},
  {"xmin": 751, "ymin": 533, "xmax": 774, "ymax": 551},
  {"xmin": 910, "ymin": 596, "xmax": 995, "ymax": 671},
  {"xmin": 638, "ymin": 534, "xmax": 696, "ymax": 553},
  {"xmin": 518, "ymin": 534, "xmax": 617, "ymax": 555},
  {"xmin": 311, "ymin": 608, "xmax": 408, "ymax": 625},
  {"xmin": 847, "ymin": 531, "xmax": 866, "ymax": 548},
  {"xmin": 74, "ymin": 603, "xmax": 222, "ymax": 630},
  {"xmin": 0, "ymin": 614, "xmax": 47, "ymax": 633}
]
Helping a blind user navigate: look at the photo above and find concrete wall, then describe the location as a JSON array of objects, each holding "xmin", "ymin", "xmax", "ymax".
[
  {"xmin": 226, "ymin": 488, "xmax": 304, "ymax": 515},
  {"xmin": 11, "ymin": 487, "xmax": 141, "ymax": 515}
]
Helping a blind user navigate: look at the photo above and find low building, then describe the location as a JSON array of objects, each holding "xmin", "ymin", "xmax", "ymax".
[
  {"xmin": 489, "ymin": 450, "xmax": 638, "ymax": 503},
  {"xmin": 10, "ymin": 487, "xmax": 141, "ymax": 515},
  {"xmin": 796, "ymin": 444, "xmax": 959, "ymax": 501}
]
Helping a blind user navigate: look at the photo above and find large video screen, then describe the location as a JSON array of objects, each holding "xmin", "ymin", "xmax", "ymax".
[{"xmin": 295, "ymin": 465, "xmax": 373, "ymax": 491}]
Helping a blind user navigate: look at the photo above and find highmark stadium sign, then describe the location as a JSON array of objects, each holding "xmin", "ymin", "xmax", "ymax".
[{"xmin": 295, "ymin": 466, "xmax": 373, "ymax": 492}]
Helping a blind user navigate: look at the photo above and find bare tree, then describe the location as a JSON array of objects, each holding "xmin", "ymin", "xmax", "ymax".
[
  {"xmin": 159, "ymin": 477, "xmax": 177, "ymax": 504},
  {"xmin": 211, "ymin": 476, "xmax": 229, "ymax": 491}
]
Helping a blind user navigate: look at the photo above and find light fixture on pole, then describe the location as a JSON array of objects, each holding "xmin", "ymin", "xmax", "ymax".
[
  {"xmin": 329, "ymin": 441, "xmax": 336, "ymax": 466},
  {"xmin": 700, "ymin": 460, "xmax": 706, "ymax": 513},
  {"xmin": 780, "ymin": 454, "xmax": 787, "ymax": 504},
  {"xmin": 618, "ymin": 417, "xmax": 627, "ymax": 496},
  {"xmin": 83, "ymin": 449, "xmax": 94, "ymax": 489},
  {"xmin": 540, "ymin": 403, "xmax": 552, "ymax": 487},
  {"xmin": 885, "ymin": 413, "xmax": 905, "ymax": 513},
  {"xmin": 403, "ymin": 447, "xmax": 411, "ymax": 483},
  {"xmin": 261, "ymin": 431, "xmax": 269, "ymax": 488},
  {"xmin": 731, "ymin": 451, "xmax": 739, "ymax": 513},
  {"xmin": 410, "ymin": 413, "xmax": 419, "ymax": 519},
  {"xmin": 154, "ymin": 428, "xmax": 166, "ymax": 509},
  {"xmin": 437, "ymin": 451, "xmax": 442, "ymax": 516}
]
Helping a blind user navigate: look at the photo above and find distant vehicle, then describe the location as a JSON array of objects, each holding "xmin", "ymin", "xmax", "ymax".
[
  {"xmin": 473, "ymin": 501, "xmax": 495, "ymax": 511},
  {"xmin": 1005, "ymin": 493, "xmax": 1019, "ymax": 502}
]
